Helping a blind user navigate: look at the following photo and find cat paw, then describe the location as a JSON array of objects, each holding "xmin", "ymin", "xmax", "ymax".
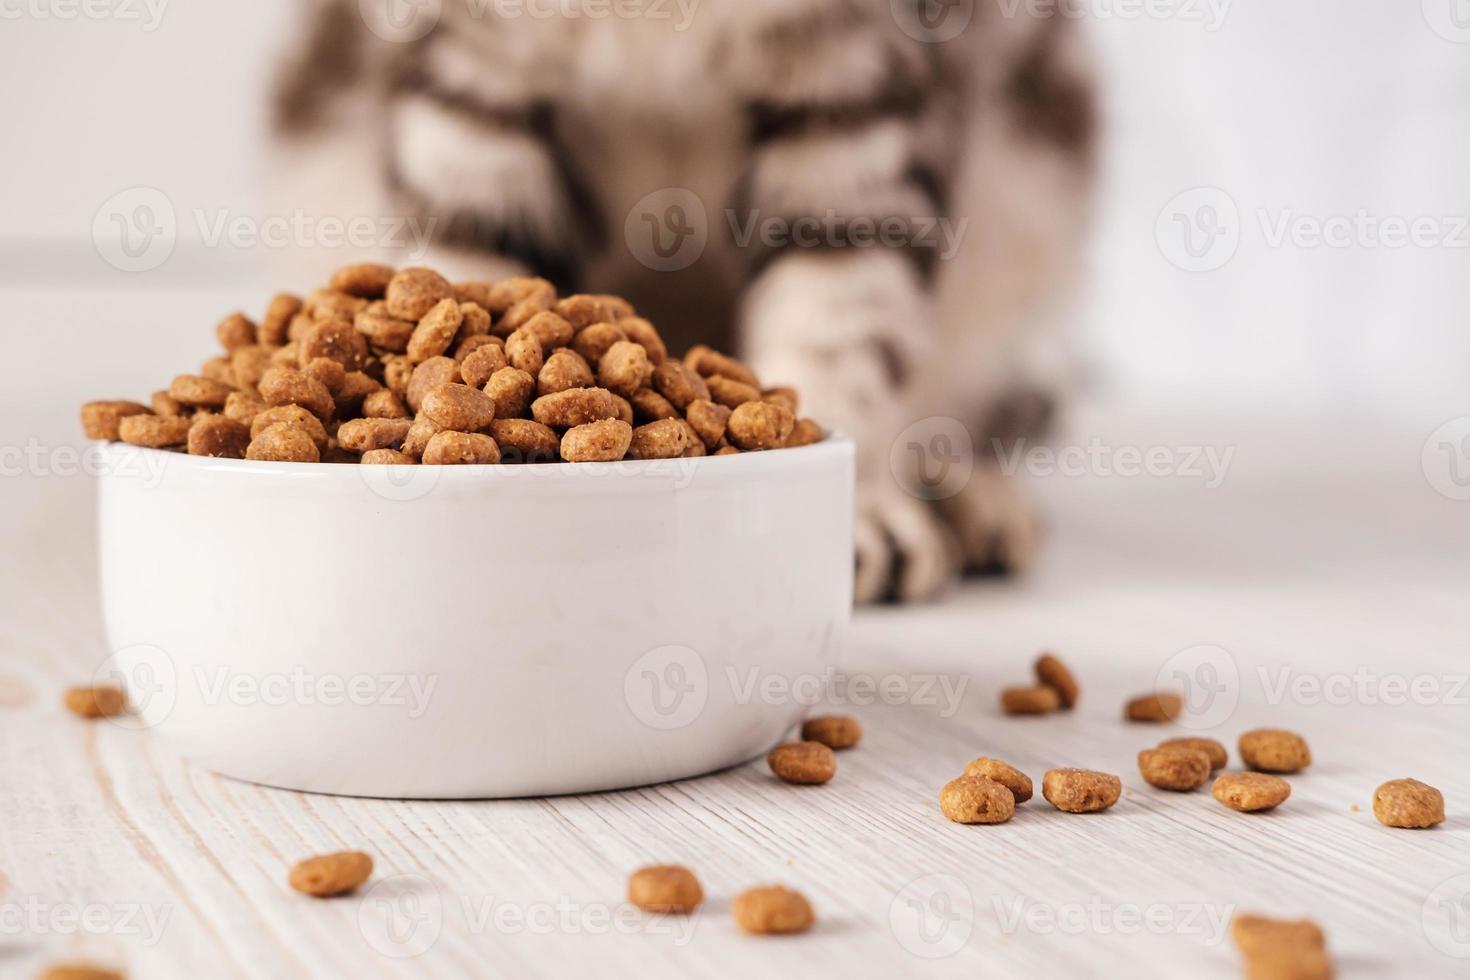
[
  {"xmin": 939, "ymin": 465, "xmax": 1042, "ymax": 575},
  {"xmin": 854, "ymin": 486, "xmax": 962, "ymax": 604}
]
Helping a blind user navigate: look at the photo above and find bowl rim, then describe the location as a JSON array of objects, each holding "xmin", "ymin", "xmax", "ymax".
[{"xmin": 94, "ymin": 434, "xmax": 854, "ymax": 483}]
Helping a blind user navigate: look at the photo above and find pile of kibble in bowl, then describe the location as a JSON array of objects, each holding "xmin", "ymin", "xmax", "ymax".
[{"xmin": 81, "ymin": 264, "xmax": 823, "ymax": 464}]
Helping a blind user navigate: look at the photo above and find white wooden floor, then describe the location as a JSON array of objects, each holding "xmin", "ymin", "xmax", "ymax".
[{"xmin": 2, "ymin": 413, "xmax": 1467, "ymax": 979}]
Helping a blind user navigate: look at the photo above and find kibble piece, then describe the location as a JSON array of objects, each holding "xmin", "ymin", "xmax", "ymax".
[
  {"xmin": 555, "ymin": 294, "xmax": 619, "ymax": 328},
  {"xmin": 782, "ymin": 418, "xmax": 823, "ymax": 448},
  {"xmin": 484, "ymin": 367, "xmax": 537, "ymax": 419},
  {"xmin": 1000, "ymin": 684, "xmax": 1061, "ymax": 715},
  {"xmin": 1231, "ymin": 913, "xmax": 1326, "ymax": 959},
  {"xmin": 1242, "ymin": 947, "xmax": 1333, "ymax": 980},
  {"xmin": 726, "ymin": 401, "xmax": 795, "ymax": 451},
  {"xmin": 651, "ymin": 360, "xmax": 710, "ymax": 410},
  {"xmin": 453, "ymin": 280, "xmax": 494, "ymax": 309},
  {"xmin": 259, "ymin": 367, "xmax": 335, "ymax": 421},
  {"xmin": 230, "ymin": 345, "xmax": 273, "ymax": 389},
  {"xmin": 560, "ymin": 418, "xmax": 632, "ymax": 462},
  {"xmin": 422, "ymin": 430, "xmax": 499, "ymax": 465},
  {"xmin": 406, "ymin": 356, "xmax": 461, "ymax": 414},
  {"xmin": 597, "ymin": 340, "xmax": 653, "ymax": 397},
  {"xmin": 714, "ymin": 444, "xmax": 740, "ymax": 456},
  {"xmin": 201, "ymin": 355, "xmax": 235, "ymax": 386},
  {"xmin": 685, "ymin": 398, "xmax": 731, "ymax": 450},
  {"xmin": 1125, "ymin": 691, "xmax": 1182, "ymax": 723},
  {"xmin": 1372, "ymin": 778, "xmax": 1445, "ymax": 829},
  {"xmin": 679, "ymin": 419, "xmax": 707, "ymax": 457},
  {"xmin": 939, "ymin": 775, "xmax": 1016, "ymax": 824},
  {"xmin": 537, "ymin": 348, "xmax": 595, "ymax": 396},
  {"xmin": 421, "ymin": 383, "xmax": 496, "ymax": 432},
  {"xmin": 486, "ymin": 418, "xmax": 560, "ymax": 463},
  {"xmin": 963, "ymin": 757, "xmax": 1033, "ymax": 803},
  {"xmin": 1212, "ymin": 772, "xmax": 1291, "ymax": 812},
  {"xmin": 689, "ymin": 347, "xmax": 760, "ymax": 387},
  {"xmin": 260, "ymin": 291, "xmax": 303, "ymax": 345},
  {"xmin": 37, "ymin": 963, "xmax": 126, "ymax": 980},
  {"xmin": 169, "ymin": 374, "xmax": 232, "ymax": 409},
  {"xmin": 150, "ymin": 389, "xmax": 185, "ymax": 417},
  {"xmin": 307, "ymin": 289, "xmax": 368, "ymax": 322},
  {"xmin": 733, "ymin": 886, "xmax": 814, "ymax": 935},
  {"xmin": 462, "ymin": 343, "xmax": 510, "ymax": 389},
  {"xmin": 118, "ymin": 414, "xmax": 191, "ymax": 448},
  {"xmin": 611, "ymin": 393, "xmax": 634, "ymax": 425},
  {"xmin": 407, "ymin": 297, "xmax": 464, "ymax": 363},
  {"xmin": 247, "ymin": 423, "xmax": 321, "ymax": 462},
  {"xmin": 81, "ymin": 400, "xmax": 151, "ymax": 440},
  {"xmin": 361, "ymin": 448, "xmax": 414, "ymax": 465},
  {"xmin": 1158, "ymin": 737, "xmax": 1227, "ymax": 771},
  {"xmin": 456, "ymin": 300, "xmax": 492, "ymax": 340},
  {"xmin": 766, "ymin": 741, "xmax": 836, "ymax": 785},
  {"xmin": 215, "ymin": 311, "xmax": 257, "ymax": 351},
  {"xmin": 618, "ymin": 316, "xmax": 667, "ymax": 364},
  {"xmin": 505, "ymin": 325, "xmax": 545, "ymax": 377},
  {"xmin": 270, "ymin": 341, "xmax": 301, "ymax": 368},
  {"xmin": 522, "ymin": 310, "xmax": 574, "ymax": 349},
  {"xmin": 532, "ymin": 387, "xmax": 621, "ymax": 428},
  {"xmin": 187, "ymin": 415, "xmax": 251, "ymax": 459},
  {"xmin": 333, "ymin": 370, "xmax": 383, "ymax": 416},
  {"xmin": 288, "ymin": 850, "xmax": 374, "ymax": 897},
  {"xmin": 1034, "ymin": 653, "xmax": 1079, "ymax": 708},
  {"xmin": 301, "ymin": 317, "xmax": 370, "ymax": 371},
  {"xmin": 383, "ymin": 355, "xmax": 413, "ymax": 398},
  {"xmin": 627, "ymin": 865, "xmax": 703, "ymax": 914},
  {"xmin": 571, "ymin": 322, "xmax": 627, "ymax": 367},
  {"xmin": 400, "ymin": 416, "xmax": 441, "ymax": 459},
  {"xmin": 361, "ymin": 389, "xmax": 410, "ymax": 420},
  {"xmin": 287, "ymin": 312, "xmax": 315, "ymax": 343},
  {"xmin": 484, "ymin": 275, "xmax": 555, "ymax": 317},
  {"xmin": 330, "ymin": 262, "xmax": 395, "ymax": 298},
  {"xmin": 626, "ymin": 418, "xmax": 689, "ymax": 459},
  {"xmin": 1137, "ymin": 747, "xmax": 1212, "ymax": 791},
  {"xmin": 337, "ymin": 418, "xmax": 414, "ymax": 453},
  {"xmin": 454, "ymin": 332, "xmax": 501, "ymax": 363},
  {"xmin": 706, "ymin": 374, "xmax": 762, "ymax": 409},
  {"xmin": 801, "ymin": 715, "xmax": 862, "ymax": 750},
  {"xmin": 1042, "ymin": 768, "xmax": 1122, "ymax": 813},
  {"xmin": 63, "ymin": 685, "xmax": 126, "ymax": 719},
  {"xmin": 499, "ymin": 288, "xmax": 555, "ymax": 333},
  {"xmin": 355, "ymin": 306, "xmax": 416, "ymax": 354},
  {"xmin": 763, "ymin": 386, "xmax": 798, "ymax": 413},
  {"xmin": 386, "ymin": 266, "xmax": 452, "ymax": 320},
  {"xmin": 1239, "ymin": 729, "xmax": 1311, "ymax": 773},
  {"xmin": 630, "ymin": 387, "xmax": 678, "ymax": 423},
  {"xmin": 250, "ymin": 405, "xmax": 328, "ymax": 450}
]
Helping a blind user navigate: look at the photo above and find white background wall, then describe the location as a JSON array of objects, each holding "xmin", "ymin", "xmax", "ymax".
[{"xmin": 1, "ymin": 0, "xmax": 1466, "ymax": 447}]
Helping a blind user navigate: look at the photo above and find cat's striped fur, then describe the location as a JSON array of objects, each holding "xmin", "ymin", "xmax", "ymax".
[{"xmin": 273, "ymin": 0, "xmax": 1097, "ymax": 602}]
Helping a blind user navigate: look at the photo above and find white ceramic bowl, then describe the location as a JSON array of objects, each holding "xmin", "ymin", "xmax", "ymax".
[{"xmin": 95, "ymin": 438, "xmax": 853, "ymax": 798}]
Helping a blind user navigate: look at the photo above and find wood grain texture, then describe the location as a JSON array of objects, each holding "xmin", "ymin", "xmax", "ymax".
[{"xmin": 2, "ymin": 420, "xmax": 1467, "ymax": 979}]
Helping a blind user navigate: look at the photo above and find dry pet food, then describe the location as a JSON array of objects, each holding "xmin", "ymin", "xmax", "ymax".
[
  {"xmin": 733, "ymin": 886, "xmax": 815, "ymax": 935},
  {"xmin": 1001, "ymin": 684, "xmax": 1062, "ymax": 715},
  {"xmin": 1125, "ymin": 691, "xmax": 1182, "ymax": 723},
  {"xmin": 963, "ymin": 757, "xmax": 1033, "ymax": 803},
  {"xmin": 1157, "ymin": 736, "xmax": 1228, "ymax": 771},
  {"xmin": 1041, "ymin": 768, "xmax": 1122, "ymax": 813},
  {"xmin": 800, "ymin": 715, "xmax": 862, "ymax": 750},
  {"xmin": 1212, "ymin": 772, "xmax": 1291, "ymax": 812},
  {"xmin": 1238, "ymin": 728, "xmax": 1311, "ymax": 773},
  {"xmin": 767, "ymin": 741, "xmax": 836, "ymax": 784},
  {"xmin": 288, "ymin": 851, "xmax": 374, "ymax": 897},
  {"xmin": 63, "ymin": 685, "xmax": 126, "ymax": 719},
  {"xmin": 83, "ymin": 265, "xmax": 825, "ymax": 464},
  {"xmin": 1034, "ymin": 652, "xmax": 1079, "ymax": 708},
  {"xmin": 1137, "ymin": 746, "xmax": 1212, "ymax": 791},
  {"xmin": 1231, "ymin": 913, "xmax": 1332, "ymax": 980},
  {"xmin": 37, "ymin": 966, "xmax": 125, "ymax": 980},
  {"xmin": 939, "ymin": 775, "xmax": 1017, "ymax": 824},
  {"xmin": 1372, "ymin": 778, "xmax": 1445, "ymax": 829},
  {"xmin": 627, "ymin": 865, "xmax": 704, "ymax": 913}
]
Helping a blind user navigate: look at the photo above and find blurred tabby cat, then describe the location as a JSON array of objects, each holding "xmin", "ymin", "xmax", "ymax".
[{"xmin": 274, "ymin": 0, "xmax": 1096, "ymax": 602}]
